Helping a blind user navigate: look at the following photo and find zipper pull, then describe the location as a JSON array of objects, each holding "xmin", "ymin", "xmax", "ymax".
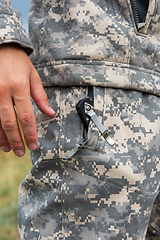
[
  {"xmin": 84, "ymin": 102, "xmax": 115, "ymax": 147},
  {"xmin": 76, "ymin": 97, "xmax": 93, "ymax": 131},
  {"xmin": 130, "ymin": 0, "xmax": 149, "ymax": 30},
  {"xmin": 76, "ymin": 98, "xmax": 115, "ymax": 147}
]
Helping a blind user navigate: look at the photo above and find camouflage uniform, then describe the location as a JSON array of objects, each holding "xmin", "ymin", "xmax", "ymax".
[{"xmin": 1, "ymin": 0, "xmax": 160, "ymax": 239}]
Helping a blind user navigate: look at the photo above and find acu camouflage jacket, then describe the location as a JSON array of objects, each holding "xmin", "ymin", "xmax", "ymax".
[{"xmin": 0, "ymin": 0, "xmax": 160, "ymax": 96}]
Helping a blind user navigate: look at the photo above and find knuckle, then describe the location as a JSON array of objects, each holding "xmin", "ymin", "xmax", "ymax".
[
  {"xmin": 37, "ymin": 92, "xmax": 48, "ymax": 104},
  {"xmin": 24, "ymin": 126, "xmax": 37, "ymax": 142},
  {"xmin": 43, "ymin": 92, "xmax": 48, "ymax": 102},
  {"xmin": 41, "ymin": 91, "xmax": 48, "ymax": 102},
  {"xmin": 11, "ymin": 81, "xmax": 23, "ymax": 92},
  {"xmin": 9, "ymin": 75, "xmax": 27, "ymax": 92},
  {"xmin": 19, "ymin": 113, "xmax": 34, "ymax": 126},
  {"xmin": 2, "ymin": 120, "xmax": 16, "ymax": 132},
  {"xmin": 0, "ymin": 84, "xmax": 7, "ymax": 97},
  {"xmin": 43, "ymin": 91, "xmax": 48, "ymax": 99},
  {"xmin": 10, "ymin": 140, "xmax": 22, "ymax": 149},
  {"xmin": 37, "ymin": 91, "xmax": 49, "ymax": 106},
  {"xmin": 25, "ymin": 132, "xmax": 36, "ymax": 140}
]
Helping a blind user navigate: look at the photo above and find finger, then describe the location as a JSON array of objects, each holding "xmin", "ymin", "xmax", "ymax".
[
  {"xmin": 13, "ymin": 86, "xmax": 38, "ymax": 151},
  {"xmin": 30, "ymin": 68, "xmax": 56, "ymax": 117},
  {"xmin": 0, "ymin": 97, "xmax": 25, "ymax": 157},
  {"xmin": 0, "ymin": 120, "xmax": 11, "ymax": 153}
]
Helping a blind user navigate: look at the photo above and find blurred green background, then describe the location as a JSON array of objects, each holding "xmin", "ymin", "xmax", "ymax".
[{"xmin": 0, "ymin": 149, "xmax": 31, "ymax": 240}]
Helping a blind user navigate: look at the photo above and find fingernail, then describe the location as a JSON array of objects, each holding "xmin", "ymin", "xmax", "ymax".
[
  {"xmin": 14, "ymin": 150, "xmax": 24, "ymax": 157},
  {"xmin": 1, "ymin": 146, "xmax": 10, "ymax": 152},
  {"xmin": 28, "ymin": 143, "xmax": 37, "ymax": 151}
]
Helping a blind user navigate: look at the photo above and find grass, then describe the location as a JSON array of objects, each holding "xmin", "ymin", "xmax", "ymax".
[{"xmin": 0, "ymin": 149, "xmax": 32, "ymax": 240}]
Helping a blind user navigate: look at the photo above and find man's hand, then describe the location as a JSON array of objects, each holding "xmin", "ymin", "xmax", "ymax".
[{"xmin": 0, "ymin": 43, "xmax": 55, "ymax": 157}]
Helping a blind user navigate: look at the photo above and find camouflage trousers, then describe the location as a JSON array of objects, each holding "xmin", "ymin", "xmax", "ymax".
[{"xmin": 18, "ymin": 86, "xmax": 160, "ymax": 240}]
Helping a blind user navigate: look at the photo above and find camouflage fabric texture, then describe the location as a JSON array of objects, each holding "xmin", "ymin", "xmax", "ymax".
[
  {"xmin": 1, "ymin": 0, "xmax": 160, "ymax": 95},
  {"xmin": 18, "ymin": 86, "xmax": 160, "ymax": 239},
  {"xmin": 1, "ymin": 0, "xmax": 160, "ymax": 239},
  {"xmin": 0, "ymin": 0, "xmax": 33, "ymax": 54},
  {"xmin": 28, "ymin": 0, "xmax": 160, "ymax": 98}
]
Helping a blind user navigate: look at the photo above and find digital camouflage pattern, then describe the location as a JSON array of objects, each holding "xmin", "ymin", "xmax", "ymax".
[
  {"xmin": 0, "ymin": 0, "xmax": 33, "ymax": 54},
  {"xmin": 28, "ymin": 0, "xmax": 160, "ymax": 96},
  {"xmin": 18, "ymin": 86, "xmax": 160, "ymax": 239},
  {"xmin": 1, "ymin": 0, "xmax": 160, "ymax": 239}
]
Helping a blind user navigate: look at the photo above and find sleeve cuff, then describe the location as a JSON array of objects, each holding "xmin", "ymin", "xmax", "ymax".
[{"xmin": 0, "ymin": 3, "xmax": 33, "ymax": 55}]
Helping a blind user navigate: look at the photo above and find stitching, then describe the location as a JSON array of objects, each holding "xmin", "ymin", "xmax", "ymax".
[
  {"xmin": 34, "ymin": 60, "xmax": 160, "ymax": 78},
  {"xmin": 63, "ymin": 160, "xmax": 160, "ymax": 197}
]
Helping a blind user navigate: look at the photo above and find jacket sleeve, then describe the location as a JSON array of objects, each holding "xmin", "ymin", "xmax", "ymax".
[{"xmin": 0, "ymin": 0, "xmax": 33, "ymax": 55}]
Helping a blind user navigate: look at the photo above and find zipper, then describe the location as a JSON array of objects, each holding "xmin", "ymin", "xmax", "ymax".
[
  {"xmin": 88, "ymin": 85, "xmax": 94, "ymax": 107},
  {"xmin": 130, "ymin": 0, "xmax": 149, "ymax": 30}
]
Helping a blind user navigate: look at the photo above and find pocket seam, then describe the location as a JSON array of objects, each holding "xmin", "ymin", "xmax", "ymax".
[
  {"xmin": 36, "ymin": 117, "xmax": 59, "ymax": 129},
  {"xmin": 65, "ymin": 160, "xmax": 160, "ymax": 197}
]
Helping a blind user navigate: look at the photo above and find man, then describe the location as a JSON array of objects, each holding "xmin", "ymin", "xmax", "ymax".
[{"xmin": 0, "ymin": 0, "xmax": 160, "ymax": 239}]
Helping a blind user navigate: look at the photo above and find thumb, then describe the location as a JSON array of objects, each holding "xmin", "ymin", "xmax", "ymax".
[{"xmin": 29, "ymin": 66, "xmax": 56, "ymax": 117}]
